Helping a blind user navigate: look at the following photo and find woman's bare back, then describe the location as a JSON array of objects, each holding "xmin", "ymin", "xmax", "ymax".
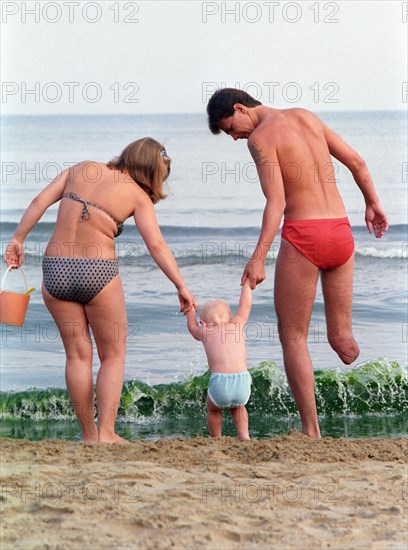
[{"xmin": 45, "ymin": 162, "xmax": 141, "ymax": 259}]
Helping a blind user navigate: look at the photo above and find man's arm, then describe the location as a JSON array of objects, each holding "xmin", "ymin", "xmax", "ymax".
[
  {"xmin": 242, "ymin": 135, "xmax": 286, "ymax": 288},
  {"xmin": 185, "ymin": 308, "xmax": 203, "ymax": 341},
  {"xmin": 324, "ymin": 125, "xmax": 388, "ymax": 237}
]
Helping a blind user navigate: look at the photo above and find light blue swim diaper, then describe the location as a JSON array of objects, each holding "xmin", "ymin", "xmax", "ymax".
[{"xmin": 207, "ymin": 371, "xmax": 252, "ymax": 409}]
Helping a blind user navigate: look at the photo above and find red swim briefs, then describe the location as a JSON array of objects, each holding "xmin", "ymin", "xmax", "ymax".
[{"xmin": 281, "ymin": 217, "xmax": 354, "ymax": 270}]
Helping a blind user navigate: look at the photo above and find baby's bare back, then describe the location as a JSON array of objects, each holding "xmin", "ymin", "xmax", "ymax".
[{"xmin": 202, "ymin": 322, "xmax": 247, "ymax": 374}]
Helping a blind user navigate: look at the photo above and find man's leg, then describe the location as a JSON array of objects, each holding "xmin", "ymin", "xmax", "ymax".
[
  {"xmin": 321, "ymin": 254, "xmax": 360, "ymax": 364},
  {"xmin": 274, "ymin": 239, "xmax": 320, "ymax": 438}
]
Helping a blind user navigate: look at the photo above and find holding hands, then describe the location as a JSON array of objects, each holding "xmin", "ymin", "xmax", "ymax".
[
  {"xmin": 241, "ymin": 259, "xmax": 265, "ymax": 290},
  {"xmin": 178, "ymin": 285, "xmax": 198, "ymax": 314}
]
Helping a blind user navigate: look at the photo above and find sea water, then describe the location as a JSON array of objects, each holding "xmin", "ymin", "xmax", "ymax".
[{"xmin": 0, "ymin": 112, "xmax": 406, "ymax": 439}]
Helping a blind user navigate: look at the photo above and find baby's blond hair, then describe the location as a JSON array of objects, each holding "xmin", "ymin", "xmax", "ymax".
[{"xmin": 200, "ymin": 299, "xmax": 231, "ymax": 325}]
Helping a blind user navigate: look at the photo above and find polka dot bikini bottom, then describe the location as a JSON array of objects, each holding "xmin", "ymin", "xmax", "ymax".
[{"xmin": 42, "ymin": 257, "xmax": 119, "ymax": 304}]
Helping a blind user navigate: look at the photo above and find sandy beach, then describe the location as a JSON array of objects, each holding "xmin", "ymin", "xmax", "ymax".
[{"xmin": 1, "ymin": 433, "xmax": 407, "ymax": 549}]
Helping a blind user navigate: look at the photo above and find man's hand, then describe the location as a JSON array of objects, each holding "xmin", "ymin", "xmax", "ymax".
[
  {"xmin": 241, "ymin": 260, "xmax": 266, "ymax": 290},
  {"xmin": 365, "ymin": 203, "xmax": 389, "ymax": 238}
]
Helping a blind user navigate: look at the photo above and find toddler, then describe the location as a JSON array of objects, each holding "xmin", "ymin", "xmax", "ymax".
[{"xmin": 186, "ymin": 282, "xmax": 252, "ymax": 441}]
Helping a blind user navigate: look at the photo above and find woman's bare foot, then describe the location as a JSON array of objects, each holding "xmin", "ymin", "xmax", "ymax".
[
  {"xmin": 81, "ymin": 427, "xmax": 99, "ymax": 444},
  {"xmin": 97, "ymin": 433, "xmax": 129, "ymax": 444},
  {"xmin": 301, "ymin": 429, "xmax": 321, "ymax": 439},
  {"xmin": 81, "ymin": 436, "xmax": 98, "ymax": 444}
]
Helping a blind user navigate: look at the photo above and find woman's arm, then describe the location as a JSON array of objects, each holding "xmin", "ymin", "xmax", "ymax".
[
  {"xmin": 133, "ymin": 193, "xmax": 196, "ymax": 312},
  {"xmin": 4, "ymin": 169, "xmax": 69, "ymax": 267}
]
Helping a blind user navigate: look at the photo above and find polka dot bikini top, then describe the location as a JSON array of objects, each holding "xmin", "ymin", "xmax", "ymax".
[{"xmin": 62, "ymin": 193, "xmax": 124, "ymax": 237}]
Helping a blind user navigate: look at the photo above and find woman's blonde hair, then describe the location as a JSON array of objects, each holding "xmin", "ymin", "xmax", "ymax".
[{"xmin": 107, "ymin": 137, "xmax": 170, "ymax": 203}]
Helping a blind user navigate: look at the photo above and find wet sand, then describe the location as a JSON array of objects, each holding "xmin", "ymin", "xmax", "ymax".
[{"xmin": 1, "ymin": 433, "xmax": 407, "ymax": 549}]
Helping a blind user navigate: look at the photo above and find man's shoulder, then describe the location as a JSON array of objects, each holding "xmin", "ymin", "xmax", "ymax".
[
  {"xmin": 273, "ymin": 107, "xmax": 321, "ymax": 125},
  {"xmin": 285, "ymin": 108, "xmax": 325, "ymax": 130},
  {"xmin": 252, "ymin": 108, "xmax": 322, "ymax": 138},
  {"xmin": 247, "ymin": 110, "xmax": 283, "ymax": 146}
]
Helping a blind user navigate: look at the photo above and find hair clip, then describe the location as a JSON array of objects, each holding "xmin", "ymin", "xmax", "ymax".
[{"xmin": 160, "ymin": 149, "xmax": 168, "ymax": 157}]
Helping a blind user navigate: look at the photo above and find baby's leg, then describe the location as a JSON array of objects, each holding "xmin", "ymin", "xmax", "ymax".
[
  {"xmin": 230, "ymin": 406, "xmax": 250, "ymax": 441},
  {"xmin": 207, "ymin": 396, "xmax": 223, "ymax": 437}
]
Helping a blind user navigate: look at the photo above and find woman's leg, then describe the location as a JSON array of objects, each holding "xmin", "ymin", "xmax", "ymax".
[
  {"xmin": 84, "ymin": 275, "xmax": 128, "ymax": 443},
  {"xmin": 42, "ymin": 284, "xmax": 97, "ymax": 443}
]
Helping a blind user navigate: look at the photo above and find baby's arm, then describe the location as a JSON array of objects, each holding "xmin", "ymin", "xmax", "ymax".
[
  {"xmin": 186, "ymin": 308, "xmax": 203, "ymax": 341},
  {"xmin": 232, "ymin": 282, "xmax": 252, "ymax": 324}
]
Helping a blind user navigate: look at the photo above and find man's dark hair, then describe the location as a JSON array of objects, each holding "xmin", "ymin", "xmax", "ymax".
[{"xmin": 207, "ymin": 88, "xmax": 262, "ymax": 134}]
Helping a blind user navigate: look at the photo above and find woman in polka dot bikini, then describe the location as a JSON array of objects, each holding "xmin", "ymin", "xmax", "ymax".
[{"xmin": 4, "ymin": 138, "xmax": 197, "ymax": 443}]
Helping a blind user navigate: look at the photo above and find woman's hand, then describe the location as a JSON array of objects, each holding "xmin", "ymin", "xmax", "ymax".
[
  {"xmin": 4, "ymin": 241, "xmax": 24, "ymax": 268},
  {"xmin": 177, "ymin": 285, "xmax": 197, "ymax": 314}
]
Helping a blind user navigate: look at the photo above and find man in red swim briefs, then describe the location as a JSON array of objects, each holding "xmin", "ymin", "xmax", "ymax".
[{"xmin": 207, "ymin": 88, "xmax": 388, "ymax": 438}]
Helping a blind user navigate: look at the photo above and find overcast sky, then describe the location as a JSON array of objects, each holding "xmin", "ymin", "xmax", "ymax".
[{"xmin": 1, "ymin": 1, "xmax": 406, "ymax": 114}]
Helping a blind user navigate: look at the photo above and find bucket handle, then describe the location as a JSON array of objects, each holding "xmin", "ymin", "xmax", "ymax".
[{"xmin": 0, "ymin": 265, "xmax": 29, "ymax": 293}]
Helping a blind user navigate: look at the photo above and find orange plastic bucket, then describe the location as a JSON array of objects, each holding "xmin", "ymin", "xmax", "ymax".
[{"xmin": 0, "ymin": 267, "xmax": 31, "ymax": 326}]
